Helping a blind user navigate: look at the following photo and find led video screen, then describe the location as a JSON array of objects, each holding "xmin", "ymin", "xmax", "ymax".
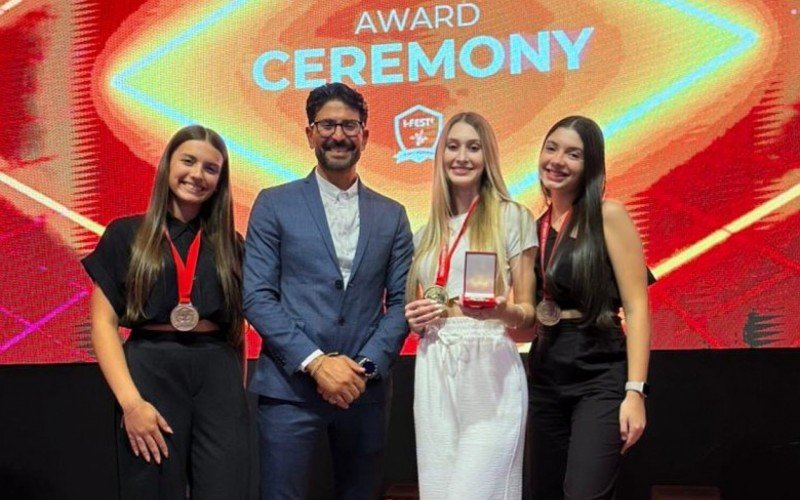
[{"xmin": 1, "ymin": 0, "xmax": 798, "ymax": 364}]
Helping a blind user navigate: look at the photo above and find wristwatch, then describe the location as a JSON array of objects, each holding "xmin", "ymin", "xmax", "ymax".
[
  {"xmin": 625, "ymin": 381, "xmax": 650, "ymax": 397},
  {"xmin": 358, "ymin": 357, "xmax": 378, "ymax": 380}
]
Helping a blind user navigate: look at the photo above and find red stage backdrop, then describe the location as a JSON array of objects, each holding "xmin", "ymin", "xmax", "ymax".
[{"xmin": 1, "ymin": 0, "xmax": 799, "ymax": 364}]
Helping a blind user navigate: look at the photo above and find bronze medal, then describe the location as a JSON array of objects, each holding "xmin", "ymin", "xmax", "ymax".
[
  {"xmin": 537, "ymin": 207, "xmax": 572, "ymax": 328},
  {"xmin": 536, "ymin": 299, "xmax": 561, "ymax": 327},
  {"xmin": 170, "ymin": 303, "xmax": 200, "ymax": 331},
  {"xmin": 165, "ymin": 227, "xmax": 203, "ymax": 332}
]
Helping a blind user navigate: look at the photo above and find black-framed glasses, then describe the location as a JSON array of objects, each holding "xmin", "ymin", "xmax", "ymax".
[{"xmin": 311, "ymin": 119, "xmax": 363, "ymax": 137}]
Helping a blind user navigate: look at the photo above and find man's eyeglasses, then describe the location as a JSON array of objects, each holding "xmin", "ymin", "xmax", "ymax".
[{"xmin": 311, "ymin": 120, "xmax": 363, "ymax": 138}]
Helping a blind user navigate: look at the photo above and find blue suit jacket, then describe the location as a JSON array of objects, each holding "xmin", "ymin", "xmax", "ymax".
[{"xmin": 243, "ymin": 171, "xmax": 413, "ymax": 403}]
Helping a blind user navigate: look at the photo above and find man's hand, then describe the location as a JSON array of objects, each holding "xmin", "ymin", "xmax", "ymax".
[{"xmin": 309, "ymin": 355, "xmax": 366, "ymax": 409}]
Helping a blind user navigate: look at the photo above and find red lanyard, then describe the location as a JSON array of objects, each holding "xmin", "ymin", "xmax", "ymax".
[
  {"xmin": 165, "ymin": 228, "xmax": 203, "ymax": 305},
  {"xmin": 538, "ymin": 206, "xmax": 571, "ymax": 299},
  {"xmin": 434, "ymin": 196, "xmax": 480, "ymax": 287}
]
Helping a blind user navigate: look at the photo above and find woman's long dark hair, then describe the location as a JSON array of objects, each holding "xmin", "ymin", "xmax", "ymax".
[
  {"xmin": 541, "ymin": 116, "xmax": 615, "ymax": 329},
  {"xmin": 125, "ymin": 125, "xmax": 244, "ymax": 348}
]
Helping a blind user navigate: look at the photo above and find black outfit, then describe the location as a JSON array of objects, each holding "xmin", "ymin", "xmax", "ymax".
[
  {"xmin": 82, "ymin": 215, "xmax": 250, "ymax": 500},
  {"xmin": 528, "ymin": 224, "xmax": 628, "ymax": 500}
]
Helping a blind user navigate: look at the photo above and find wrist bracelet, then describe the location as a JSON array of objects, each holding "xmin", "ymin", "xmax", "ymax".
[
  {"xmin": 309, "ymin": 357, "xmax": 325, "ymax": 378},
  {"xmin": 509, "ymin": 304, "xmax": 527, "ymax": 329}
]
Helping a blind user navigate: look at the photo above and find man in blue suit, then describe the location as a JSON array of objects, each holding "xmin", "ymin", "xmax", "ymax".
[{"xmin": 244, "ymin": 82, "xmax": 413, "ymax": 499}]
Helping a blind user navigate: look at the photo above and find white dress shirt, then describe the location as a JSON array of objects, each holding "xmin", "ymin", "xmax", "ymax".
[
  {"xmin": 315, "ymin": 168, "xmax": 360, "ymax": 288},
  {"xmin": 300, "ymin": 168, "xmax": 361, "ymax": 371}
]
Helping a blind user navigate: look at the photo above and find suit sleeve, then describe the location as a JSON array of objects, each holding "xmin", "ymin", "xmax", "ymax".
[
  {"xmin": 243, "ymin": 190, "xmax": 320, "ymax": 374},
  {"xmin": 357, "ymin": 205, "xmax": 413, "ymax": 378}
]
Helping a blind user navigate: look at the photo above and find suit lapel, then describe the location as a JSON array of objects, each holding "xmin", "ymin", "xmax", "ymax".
[
  {"xmin": 301, "ymin": 171, "xmax": 340, "ymax": 273},
  {"xmin": 350, "ymin": 182, "xmax": 374, "ymax": 282}
]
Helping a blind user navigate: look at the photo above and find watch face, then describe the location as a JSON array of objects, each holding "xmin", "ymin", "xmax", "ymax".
[{"xmin": 361, "ymin": 359, "xmax": 376, "ymax": 375}]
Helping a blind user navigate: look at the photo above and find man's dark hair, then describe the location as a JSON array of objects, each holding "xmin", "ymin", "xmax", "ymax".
[{"xmin": 306, "ymin": 83, "xmax": 368, "ymax": 126}]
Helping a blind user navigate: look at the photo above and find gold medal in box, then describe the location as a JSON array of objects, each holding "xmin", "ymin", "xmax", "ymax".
[{"xmin": 462, "ymin": 251, "xmax": 497, "ymax": 309}]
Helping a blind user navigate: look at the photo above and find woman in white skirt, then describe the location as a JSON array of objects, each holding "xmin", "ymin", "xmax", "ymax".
[{"xmin": 405, "ymin": 112, "xmax": 537, "ymax": 500}]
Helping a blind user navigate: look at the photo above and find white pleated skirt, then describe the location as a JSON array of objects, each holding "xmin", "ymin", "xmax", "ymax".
[{"xmin": 414, "ymin": 316, "xmax": 528, "ymax": 500}]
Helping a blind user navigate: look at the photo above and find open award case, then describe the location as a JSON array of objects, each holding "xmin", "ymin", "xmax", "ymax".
[{"xmin": 462, "ymin": 251, "xmax": 497, "ymax": 309}]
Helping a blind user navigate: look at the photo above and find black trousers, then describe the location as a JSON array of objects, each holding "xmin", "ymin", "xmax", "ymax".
[
  {"xmin": 528, "ymin": 321, "xmax": 627, "ymax": 500},
  {"xmin": 118, "ymin": 331, "xmax": 251, "ymax": 500}
]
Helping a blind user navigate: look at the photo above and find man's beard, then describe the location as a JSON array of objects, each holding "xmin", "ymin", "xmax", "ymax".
[{"xmin": 315, "ymin": 137, "xmax": 361, "ymax": 172}]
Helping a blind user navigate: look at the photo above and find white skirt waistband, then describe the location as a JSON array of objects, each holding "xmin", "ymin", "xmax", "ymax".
[{"xmin": 422, "ymin": 316, "xmax": 508, "ymax": 343}]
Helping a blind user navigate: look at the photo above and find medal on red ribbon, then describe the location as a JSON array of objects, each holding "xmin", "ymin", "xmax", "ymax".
[
  {"xmin": 424, "ymin": 196, "xmax": 480, "ymax": 306},
  {"xmin": 536, "ymin": 207, "xmax": 571, "ymax": 327},
  {"xmin": 166, "ymin": 227, "xmax": 203, "ymax": 331}
]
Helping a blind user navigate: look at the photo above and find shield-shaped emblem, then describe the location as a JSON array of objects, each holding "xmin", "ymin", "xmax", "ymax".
[{"xmin": 393, "ymin": 105, "xmax": 444, "ymax": 164}]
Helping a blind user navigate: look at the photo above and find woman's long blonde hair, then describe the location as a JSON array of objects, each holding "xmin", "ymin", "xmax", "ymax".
[
  {"xmin": 406, "ymin": 112, "xmax": 528, "ymax": 300},
  {"xmin": 125, "ymin": 125, "xmax": 244, "ymax": 349}
]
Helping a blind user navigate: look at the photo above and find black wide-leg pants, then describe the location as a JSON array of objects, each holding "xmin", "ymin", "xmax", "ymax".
[
  {"xmin": 117, "ymin": 331, "xmax": 250, "ymax": 500},
  {"xmin": 528, "ymin": 321, "xmax": 627, "ymax": 500}
]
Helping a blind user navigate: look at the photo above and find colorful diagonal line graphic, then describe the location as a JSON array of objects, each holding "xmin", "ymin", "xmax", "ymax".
[
  {"xmin": 0, "ymin": 171, "xmax": 104, "ymax": 235},
  {"xmin": 0, "ymin": 289, "xmax": 90, "ymax": 353},
  {"xmin": 652, "ymin": 182, "xmax": 800, "ymax": 278},
  {"xmin": 0, "ymin": 0, "xmax": 24, "ymax": 17}
]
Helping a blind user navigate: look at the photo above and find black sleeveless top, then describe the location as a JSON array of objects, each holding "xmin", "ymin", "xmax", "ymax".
[
  {"xmin": 532, "ymin": 224, "xmax": 629, "ymax": 371},
  {"xmin": 535, "ymin": 226, "xmax": 624, "ymax": 312}
]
